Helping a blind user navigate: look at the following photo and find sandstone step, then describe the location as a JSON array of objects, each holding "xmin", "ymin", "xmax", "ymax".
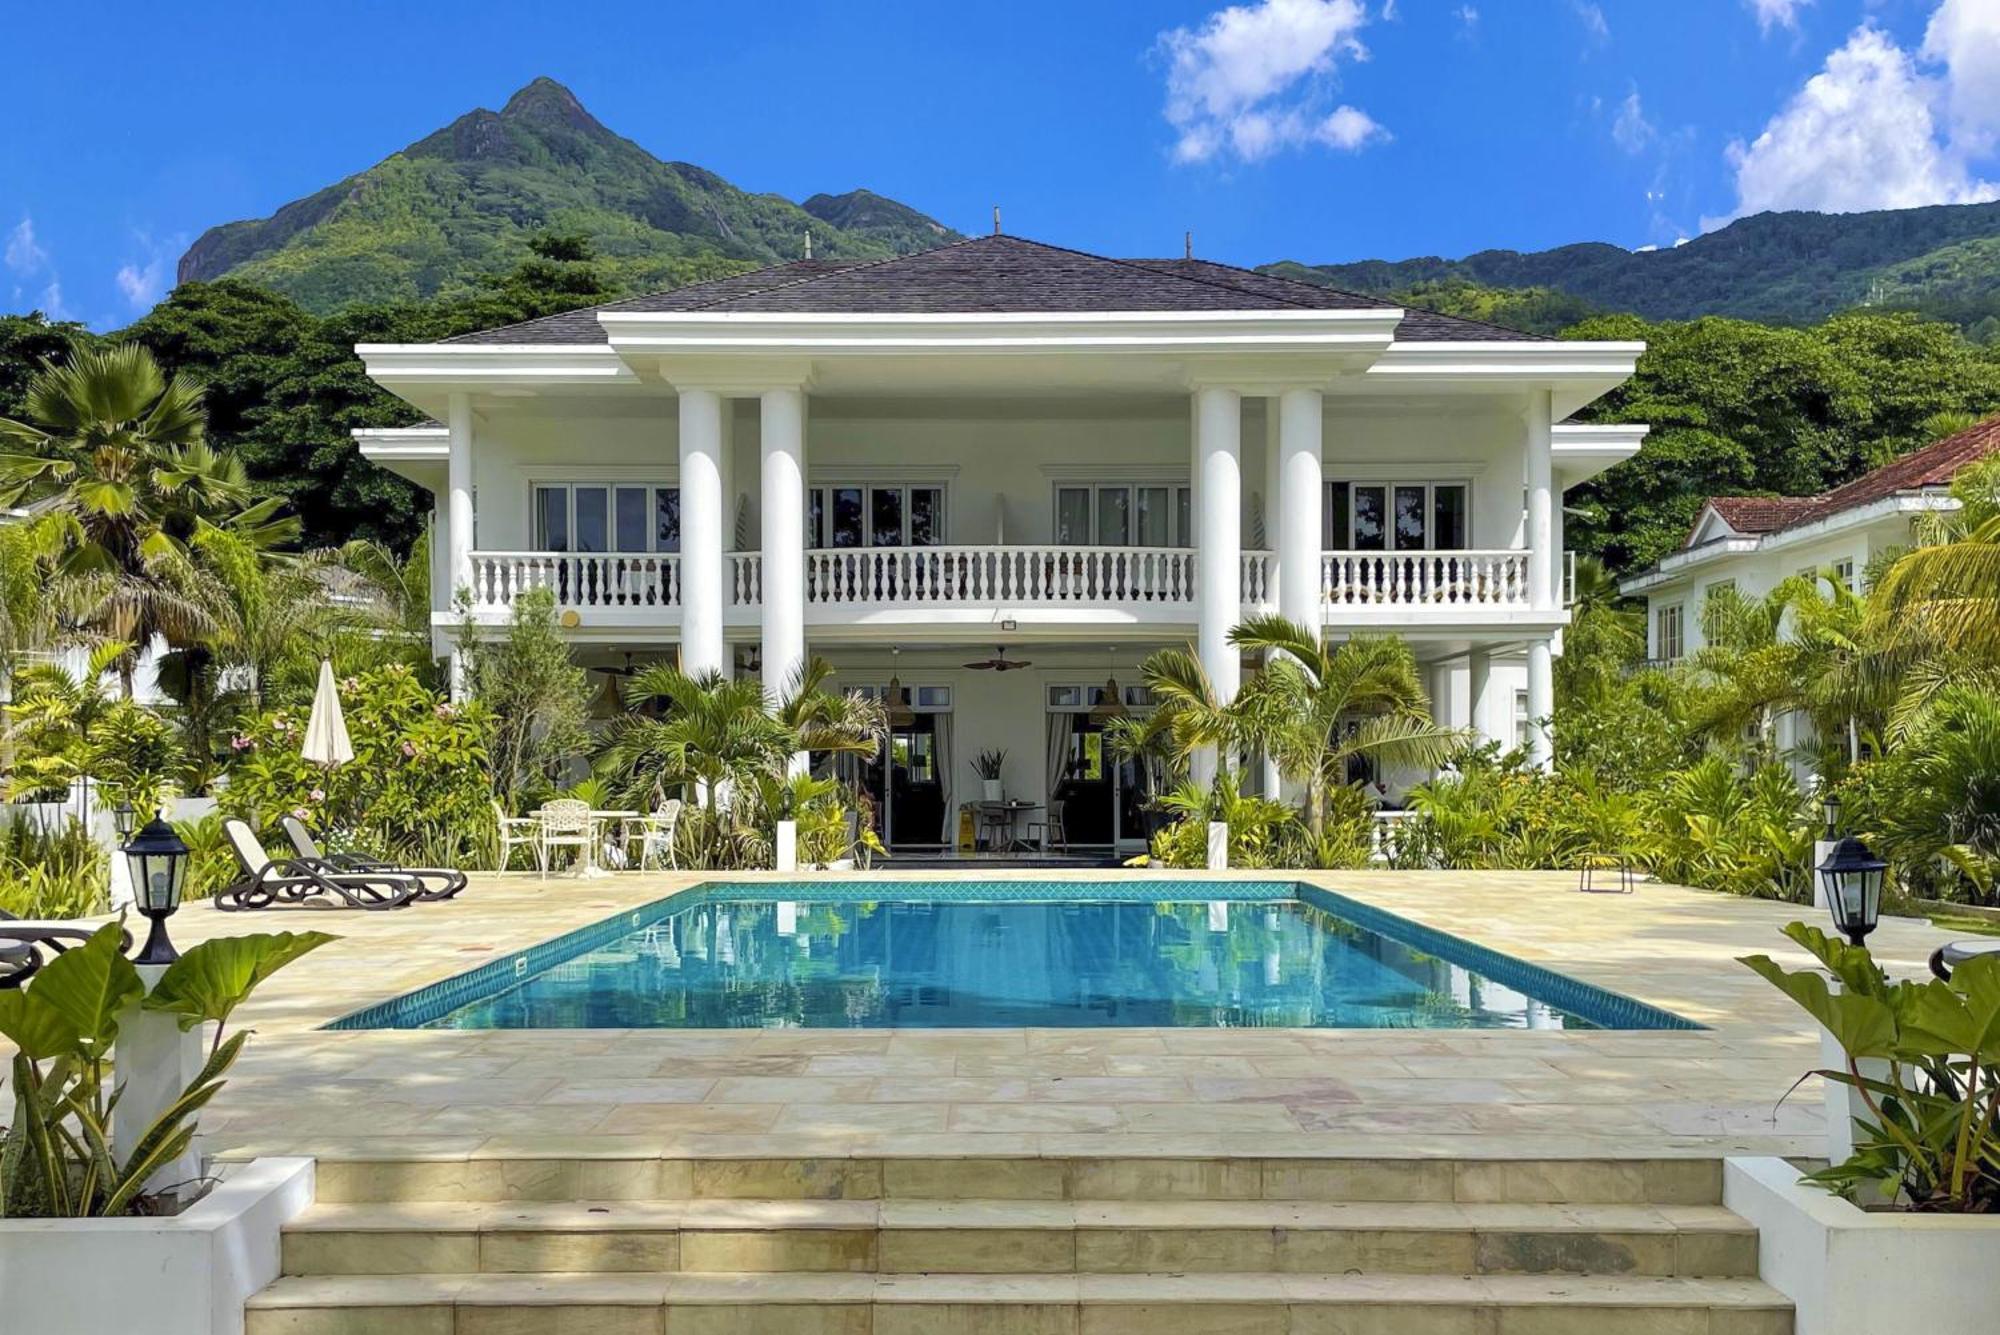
[
  {"xmin": 282, "ymin": 1198, "xmax": 1760, "ymax": 1279},
  {"xmin": 308, "ymin": 1154, "xmax": 1723, "ymax": 1207},
  {"xmin": 245, "ymin": 1270, "xmax": 1793, "ymax": 1335}
]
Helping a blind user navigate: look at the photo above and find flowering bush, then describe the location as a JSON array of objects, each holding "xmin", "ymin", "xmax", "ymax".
[{"xmin": 222, "ymin": 665, "xmax": 493, "ymax": 862}]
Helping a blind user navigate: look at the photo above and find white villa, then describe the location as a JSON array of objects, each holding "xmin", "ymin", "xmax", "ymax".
[
  {"xmin": 1619, "ymin": 414, "xmax": 2000, "ymax": 663},
  {"xmin": 356, "ymin": 234, "xmax": 1647, "ymax": 855}
]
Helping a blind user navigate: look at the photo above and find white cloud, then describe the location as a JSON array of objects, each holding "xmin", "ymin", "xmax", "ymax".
[
  {"xmin": 112, "ymin": 230, "xmax": 181, "ymax": 312},
  {"xmin": 1571, "ymin": 1, "xmax": 1609, "ymax": 43},
  {"xmin": 5, "ymin": 215, "xmax": 69, "ymax": 319},
  {"xmin": 1455, "ymin": 4, "xmax": 1477, "ymax": 28},
  {"xmin": 1611, "ymin": 88, "xmax": 1654, "ymax": 154},
  {"xmin": 1746, "ymin": 0, "xmax": 1812, "ymax": 34},
  {"xmin": 1709, "ymin": 18, "xmax": 2000, "ymax": 226},
  {"xmin": 1160, "ymin": 0, "xmax": 1383, "ymax": 164},
  {"xmin": 1922, "ymin": 0, "xmax": 2000, "ymax": 160}
]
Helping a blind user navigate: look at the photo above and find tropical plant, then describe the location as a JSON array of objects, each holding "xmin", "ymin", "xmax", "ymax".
[
  {"xmin": 1147, "ymin": 770, "xmax": 1300, "ymax": 869},
  {"xmin": 1742, "ymin": 922, "xmax": 1999, "ymax": 1212},
  {"xmin": 0, "ymin": 343, "xmax": 298, "ymax": 695},
  {"xmin": 1851, "ymin": 685, "xmax": 2000, "ymax": 905},
  {"xmin": 1685, "ymin": 579, "xmax": 1811, "ymax": 762},
  {"xmin": 2, "ymin": 643, "xmax": 124, "ymax": 804},
  {"xmin": 969, "ymin": 749, "xmax": 1005, "ymax": 782},
  {"xmin": 171, "ymin": 813, "xmax": 235, "ymax": 903},
  {"xmin": 0, "ymin": 816, "xmax": 105, "ymax": 919},
  {"xmin": 221, "ymin": 664, "xmax": 492, "ymax": 863},
  {"xmin": 0, "ymin": 922, "xmax": 333, "ymax": 1217},
  {"xmin": 459, "ymin": 586, "xmax": 593, "ymax": 811},
  {"xmin": 1639, "ymin": 755, "xmax": 1815, "ymax": 900},
  {"xmin": 1870, "ymin": 454, "xmax": 2000, "ymax": 659},
  {"xmin": 1229, "ymin": 620, "xmax": 1465, "ymax": 840},
  {"xmin": 83, "ymin": 698, "xmax": 184, "ymax": 821}
]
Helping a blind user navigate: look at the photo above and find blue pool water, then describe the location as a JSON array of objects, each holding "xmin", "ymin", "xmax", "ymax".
[{"xmin": 330, "ymin": 881, "xmax": 1695, "ymax": 1032}]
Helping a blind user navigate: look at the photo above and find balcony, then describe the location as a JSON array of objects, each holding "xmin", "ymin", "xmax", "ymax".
[{"xmin": 459, "ymin": 545, "xmax": 1565, "ymax": 630}]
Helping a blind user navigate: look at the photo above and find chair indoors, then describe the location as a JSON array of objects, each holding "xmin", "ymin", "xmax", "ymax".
[
  {"xmin": 281, "ymin": 815, "xmax": 467, "ymax": 900},
  {"xmin": 214, "ymin": 818, "xmax": 417, "ymax": 911}
]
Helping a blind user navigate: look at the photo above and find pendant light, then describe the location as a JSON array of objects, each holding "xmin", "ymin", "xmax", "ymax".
[
  {"xmin": 1089, "ymin": 647, "xmax": 1126, "ymax": 723},
  {"xmin": 886, "ymin": 648, "xmax": 916, "ymax": 728}
]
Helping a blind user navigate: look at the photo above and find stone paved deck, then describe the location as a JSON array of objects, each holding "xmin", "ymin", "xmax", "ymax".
[{"xmin": 163, "ymin": 869, "xmax": 1957, "ymax": 1164}]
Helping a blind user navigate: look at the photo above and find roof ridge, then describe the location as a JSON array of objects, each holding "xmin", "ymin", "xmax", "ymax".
[
  {"xmin": 680, "ymin": 234, "xmax": 985, "ymax": 311},
  {"xmin": 1031, "ymin": 241, "xmax": 1322, "ymax": 310}
]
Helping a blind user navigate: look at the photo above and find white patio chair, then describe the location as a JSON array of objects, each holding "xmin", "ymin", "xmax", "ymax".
[
  {"xmin": 493, "ymin": 800, "xmax": 540, "ymax": 872},
  {"xmin": 535, "ymin": 798, "xmax": 595, "ymax": 878},
  {"xmin": 635, "ymin": 799, "xmax": 684, "ymax": 871}
]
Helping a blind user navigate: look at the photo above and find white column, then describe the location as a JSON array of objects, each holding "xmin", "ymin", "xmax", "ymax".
[
  {"xmin": 1196, "ymin": 386, "xmax": 1242, "ymax": 701},
  {"xmin": 1468, "ymin": 648, "xmax": 1494, "ymax": 744},
  {"xmin": 1526, "ymin": 634, "xmax": 1555, "ymax": 771},
  {"xmin": 445, "ymin": 393, "xmax": 475, "ymax": 698},
  {"xmin": 678, "ymin": 387, "xmax": 727, "ymax": 676},
  {"xmin": 1525, "ymin": 389, "xmax": 1554, "ymax": 612},
  {"xmin": 1276, "ymin": 388, "xmax": 1324, "ymax": 632},
  {"xmin": 1193, "ymin": 386, "xmax": 1241, "ymax": 787},
  {"xmin": 761, "ymin": 387, "xmax": 808, "ymax": 776}
]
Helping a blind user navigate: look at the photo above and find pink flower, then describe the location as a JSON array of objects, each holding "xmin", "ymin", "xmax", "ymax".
[
  {"xmin": 401, "ymin": 741, "xmax": 417, "ymax": 758},
  {"xmin": 229, "ymin": 735, "xmax": 253, "ymax": 752},
  {"xmin": 435, "ymin": 703, "xmax": 456, "ymax": 719},
  {"xmin": 289, "ymin": 807, "xmax": 310, "ymax": 822},
  {"xmin": 341, "ymin": 677, "xmax": 359, "ymax": 692},
  {"xmin": 308, "ymin": 788, "xmax": 325, "ymax": 802}
]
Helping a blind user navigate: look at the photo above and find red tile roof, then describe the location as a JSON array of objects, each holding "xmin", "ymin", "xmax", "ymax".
[{"xmin": 1692, "ymin": 413, "xmax": 2000, "ymax": 546}]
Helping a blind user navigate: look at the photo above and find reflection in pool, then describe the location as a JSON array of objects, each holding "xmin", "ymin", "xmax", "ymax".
[{"xmin": 424, "ymin": 897, "xmax": 1601, "ymax": 1030}]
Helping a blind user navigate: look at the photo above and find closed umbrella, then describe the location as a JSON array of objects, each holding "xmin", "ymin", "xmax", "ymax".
[{"xmin": 301, "ymin": 660, "xmax": 354, "ymax": 766}]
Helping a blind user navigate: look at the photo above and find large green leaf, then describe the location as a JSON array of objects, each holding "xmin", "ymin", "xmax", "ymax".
[
  {"xmin": 0, "ymin": 990, "xmax": 81, "ymax": 1062},
  {"xmin": 15, "ymin": 923, "xmax": 142, "ymax": 1056},
  {"xmin": 141, "ymin": 931, "xmax": 335, "ymax": 1030},
  {"xmin": 1902, "ymin": 955, "xmax": 2000, "ymax": 1062},
  {"xmin": 1740, "ymin": 952, "xmax": 1900, "ymax": 1059}
]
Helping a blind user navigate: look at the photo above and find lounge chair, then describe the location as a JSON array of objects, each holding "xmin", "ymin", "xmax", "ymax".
[
  {"xmin": 214, "ymin": 818, "xmax": 417, "ymax": 912},
  {"xmin": 281, "ymin": 816, "xmax": 468, "ymax": 901},
  {"xmin": 1929, "ymin": 939, "xmax": 2000, "ymax": 980},
  {"xmin": 0, "ymin": 912, "xmax": 131, "ymax": 988}
]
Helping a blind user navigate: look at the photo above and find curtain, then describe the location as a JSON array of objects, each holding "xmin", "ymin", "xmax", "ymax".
[
  {"xmin": 1045, "ymin": 712, "xmax": 1073, "ymax": 815},
  {"xmin": 934, "ymin": 711, "xmax": 957, "ymax": 845}
]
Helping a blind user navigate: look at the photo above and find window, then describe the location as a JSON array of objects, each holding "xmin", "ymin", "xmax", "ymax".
[
  {"xmin": 1513, "ymin": 690, "xmax": 1531, "ymax": 751},
  {"xmin": 1325, "ymin": 480, "xmax": 1468, "ymax": 550},
  {"xmin": 1832, "ymin": 559, "xmax": 1855, "ymax": 592},
  {"xmin": 1655, "ymin": 604, "xmax": 1684, "ymax": 662},
  {"xmin": 809, "ymin": 484, "xmax": 944, "ymax": 548},
  {"xmin": 535, "ymin": 483, "xmax": 680, "ymax": 552},
  {"xmin": 1055, "ymin": 483, "xmax": 1193, "ymax": 547}
]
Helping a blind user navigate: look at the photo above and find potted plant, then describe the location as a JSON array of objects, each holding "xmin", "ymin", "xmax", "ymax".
[
  {"xmin": 971, "ymin": 749, "xmax": 1006, "ymax": 802},
  {"xmin": 1722, "ymin": 922, "xmax": 2000, "ymax": 1334},
  {"xmin": 0, "ymin": 922, "xmax": 331, "ymax": 1333}
]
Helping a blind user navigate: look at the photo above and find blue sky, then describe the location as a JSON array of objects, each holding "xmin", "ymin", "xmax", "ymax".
[{"xmin": 5, "ymin": 0, "xmax": 1996, "ymax": 329}]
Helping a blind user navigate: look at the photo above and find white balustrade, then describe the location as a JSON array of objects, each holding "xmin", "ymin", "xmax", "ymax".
[
  {"xmin": 730, "ymin": 552, "xmax": 763, "ymax": 606},
  {"xmin": 803, "ymin": 545, "xmax": 1201, "ymax": 608},
  {"xmin": 466, "ymin": 551, "xmax": 680, "ymax": 612},
  {"xmin": 1370, "ymin": 809, "xmax": 1415, "ymax": 865},
  {"xmin": 1320, "ymin": 550, "xmax": 1532, "ymax": 607},
  {"xmin": 1240, "ymin": 550, "xmax": 1273, "ymax": 604}
]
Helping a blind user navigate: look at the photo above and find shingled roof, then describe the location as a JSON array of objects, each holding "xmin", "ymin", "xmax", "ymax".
[
  {"xmin": 444, "ymin": 235, "xmax": 1550, "ymax": 346},
  {"xmin": 1693, "ymin": 413, "xmax": 2000, "ymax": 545}
]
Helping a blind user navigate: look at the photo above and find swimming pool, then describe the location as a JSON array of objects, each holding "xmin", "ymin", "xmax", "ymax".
[{"xmin": 331, "ymin": 880, "xmax": 1695, "ymax": 1032}]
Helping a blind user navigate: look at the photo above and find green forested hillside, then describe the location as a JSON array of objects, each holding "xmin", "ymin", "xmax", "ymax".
[
  {"xmin": 1268, "ymin": 200, "xmax": 2000, "ymax": 335},
  {"xmin": 176, "ymin": 78, "xmax": 959, "ymax": 311}
]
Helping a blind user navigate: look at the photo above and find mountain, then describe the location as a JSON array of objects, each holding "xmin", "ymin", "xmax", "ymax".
[
  {"xmin": 1265, "ymin": 200, "xmax": 2000, "ymax": 335},
  {"xmin": 177, "ymin": 78, "xmax": 960, "ymax": 312}
]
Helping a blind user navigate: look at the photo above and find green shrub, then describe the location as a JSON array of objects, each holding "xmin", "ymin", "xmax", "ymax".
[{"xmin": 0, "ymin": 816, "xmax": 105, "ymax": 918}]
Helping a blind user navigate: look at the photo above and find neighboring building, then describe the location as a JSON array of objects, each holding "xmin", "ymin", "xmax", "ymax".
[
  {"xmin": 1619, "ymin": 414, "xmax": 2000, "ymax": 665},
  {"xmin": 355, "ymin": 234, "xmax": 1646, "ymax": 855}
]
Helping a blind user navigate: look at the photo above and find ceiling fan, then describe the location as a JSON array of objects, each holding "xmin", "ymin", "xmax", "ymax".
[{"xmin": 962, "ymin": 645, "xmax": 1034, "ymax": 671}]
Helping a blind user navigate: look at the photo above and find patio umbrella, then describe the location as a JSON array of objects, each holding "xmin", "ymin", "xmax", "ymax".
[{"xmin": 301, "ymin": 659, "xmax": 354, "ymax": 766}]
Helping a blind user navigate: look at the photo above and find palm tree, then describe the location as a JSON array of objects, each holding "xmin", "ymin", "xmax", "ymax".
[
  {"xmin": 1228, "ymin": 617, "xmax": 1465, "ymax": 840},
  {"xmin": 771, "ymin": 657, "xmax": 888, "ymax": 765},
  {"xmin": 1684, "ymin": 580, "xmax": 1810, "ymax": 762},
  {"xmin": 1870, "ymin": 456, "xmax": 2000, "ymax": 660},
  {"xmin": 1117, "ymin": 646, "xmax": 1254, "ymax": 788},
  {"xmin": 0, "ymin": 343, "xmax": 298, "ymax": 695}
]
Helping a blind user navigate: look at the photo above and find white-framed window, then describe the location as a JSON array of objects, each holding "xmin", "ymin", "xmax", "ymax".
[
  {"xmin": 1513, "ymin": 690, "xmax": 1530, "ymax": 751},
  {"xmin": 1323, "ymin": 481, "xmax": 1470, "ymax": 551},
  {"xmin": 808, "ymin": 483, "xmax": 946, "ymax": 549},
  {"xmin": 1053, "ymin": 483, "xmax": 1192, "ymax": 547},
  {"xmin": 852, "ymin": 683, "xmax": 952, "ymax": 711},
  {"xmin": 534, "ymin": 483, "xmax": 679, "ymax": 553},
  {"xmin": 1655, "ymin": 604, "xmax": 1684, "ymax": 662},
  {"xmin": 1047, "ymin": 684, "xmax": 1155, "ymax": 710},
  {"xmin": 1832, "ymin": 559, "xmax": 1856, "ymax": 592}
]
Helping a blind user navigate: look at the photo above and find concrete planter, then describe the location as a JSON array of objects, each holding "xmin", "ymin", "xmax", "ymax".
[
  {"xmin": 1724, "ymin": 1156, "xmax": 2000, "ymax": 1335},
  {"xmin": 1206, "ymin": 820, "xmax": 1229, "ymax": 870},
  {"xmin": 0, "ymin": 1156, "xmax": 314, "ymax": 1335}
]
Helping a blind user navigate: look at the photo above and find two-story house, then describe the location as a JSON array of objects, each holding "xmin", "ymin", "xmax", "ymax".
[
  {"xmin": 355, "ymin": 234, "xmax": 1646, "ymax": 855},
  {"xmin": 1619, "ymin": 414, "xmax": 1999, "ymax": 663}
]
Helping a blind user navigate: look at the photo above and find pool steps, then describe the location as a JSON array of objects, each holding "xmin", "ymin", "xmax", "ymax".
[{"xmin": 248, "ymin": 1154, "xmax": 1792, "ymax": 1332}]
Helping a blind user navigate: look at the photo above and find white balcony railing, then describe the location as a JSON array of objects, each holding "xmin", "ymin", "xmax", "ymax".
[
  {"xmin": 804, "ymin": 545, "xmax": 1202, "ymax": 608},
  {"xmin": 467, "ymin": 551, "xmax": 680, "ymax": 611},
  {"xmin": 1321, "ymin": 549, "xmax": 1533, "ymax": 607}
]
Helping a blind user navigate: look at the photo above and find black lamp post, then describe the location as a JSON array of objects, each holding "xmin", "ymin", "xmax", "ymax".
[
  {"xmin": 122, "ymin": 816, "xmax": 190, "ymax": 965},
  {"xmin": 112, "ymin": 803, "xmax": 136, "ymax": 840},
  {"xmin": 1821, "ymin": 793, "xmax": 1841, "ymax": 840},
  {"xmin": 1818, "ymin": 834, "xmax": 1886, "ymax": 948}
]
